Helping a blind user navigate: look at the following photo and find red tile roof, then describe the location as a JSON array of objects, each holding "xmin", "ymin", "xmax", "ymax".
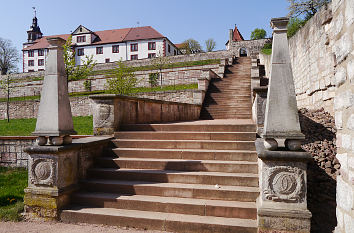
[
  {"xmin": 232, "ymin": 25, "xmax": 244, "ymax": 42},
  {"xmin": 23, "ymin": 34, "xmax": 70, "ymax": 50},
  {"xmin": 23, "ymin": 26, "xmax": 166, "ymax": 51}
]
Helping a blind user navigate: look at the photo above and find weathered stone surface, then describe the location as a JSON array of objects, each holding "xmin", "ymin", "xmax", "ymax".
[
  {"xmin": 335, "ymin": 66, "xmax": 347, "ymax": 87},
  {"xmin": 33, "ymin": 37, "xmax": 76, "ymax": 138},
  {"xmin": 337, "ymin": 176, "xmax": 354, "ymax": 212},
  {"xmin": 24, "ymin": 136, "xmax": 111, "ymax": 220},
  {"xmin": 347, "ymin": 114, "xmax": 354, "ymax": 130},
  {"xmin": 263, "ymin": 17, "xmax": 304, "ymax": 140},
  {"xmin": 334, "ymin": 90, "xmax": 353, "ymax": 110},
  {"xmin": 332, "ymin": 33, "xmax": 352, "ymax": 64}
]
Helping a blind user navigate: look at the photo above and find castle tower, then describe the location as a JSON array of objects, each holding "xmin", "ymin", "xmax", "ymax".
[{"xmin": 27, "ymin": 8, "xmax": 42, "ymax": 43}]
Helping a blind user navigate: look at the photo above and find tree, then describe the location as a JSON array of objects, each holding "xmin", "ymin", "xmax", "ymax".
[
  {"xmin": 63, "ymin": 35, "xmax": 96, "ymax": 81},
  {"xmin": 287, "ymin": 17, "xmax": 306, "ymax": 38},
  {"xmin": 0, "ymin": 38, "xmax": 19, "ymax": 75},
  {"xmin": 180, "ymin": 39, "xmax": 203, "ymax": 54},
  {"xmin": 205, "ymin": 39, "xmax": 216, "ymax": 52},
  {"xmin": 0, "ymin": 74, "xmax": 15, "ymax": 122},
  {"xmin": 152, "ymin": 51, "xmax": 171, "ymax": 86},
  {"xmin": 106, "ymin": 60, "xmax": 138, "ymax": 95},
  {"xmin": 287, "ymin": 0, "xmax": 329, "ymax": 19},
  {"xmin": 251, "ymin": 28, "xmax": 267, "ymax": 40}
]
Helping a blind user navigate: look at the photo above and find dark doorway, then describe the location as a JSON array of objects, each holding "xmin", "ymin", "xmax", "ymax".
[{"xmin": 240, "ymin": 47, "xmax": 247, "ymax": 57}]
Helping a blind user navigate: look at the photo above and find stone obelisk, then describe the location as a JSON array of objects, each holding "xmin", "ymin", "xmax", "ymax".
[
  {"xmin": 32, "ymin": 37, "xmax": 76, "ymax": 145},
  {"xmin": 262, "ymin": 17, "xmax": 304, "ymax": 151}
]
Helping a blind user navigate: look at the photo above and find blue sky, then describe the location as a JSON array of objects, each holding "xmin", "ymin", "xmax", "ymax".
[{"xmin": 1, "ymin": 0, "xmax": 289, "ymax": 69}]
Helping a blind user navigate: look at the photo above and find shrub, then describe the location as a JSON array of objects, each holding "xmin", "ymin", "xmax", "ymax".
[
  {"xmin": 287, "ymin": 17, "xmax": 306, "ymax": 38},
  {"xmin": 148, "ymin": 73, "xmax": 159, "ymax": 87},
  {"xmin": 106, "ymin": 60, "xmax": 138, "ymax": 95}
]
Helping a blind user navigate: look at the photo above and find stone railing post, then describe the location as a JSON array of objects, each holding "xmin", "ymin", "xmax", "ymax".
[
  {"xmin": 256, "ymin": 18, "xmax": 312, "ymax": 233},
  {"xmin": 24, "ymin": 37, "xmax": 78, "ymax": 219}
]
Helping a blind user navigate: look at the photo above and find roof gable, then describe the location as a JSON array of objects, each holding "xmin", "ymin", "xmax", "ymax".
[
  {"xmin": 72, "ymin": 25, "xmax": 92, "ymax": 35},
  {"xmin": 233, "ymin": 25, "xmax": 244, "ymax": 42}
]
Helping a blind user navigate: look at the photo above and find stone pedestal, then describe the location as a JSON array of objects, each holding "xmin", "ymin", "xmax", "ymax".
[
  {"xmin": 256, "ymin": 139, "xmax": 312, "ymax": 233},
  {"xmin": 24, "ymin": 145, "xmax": 78, "ymax": 219}
]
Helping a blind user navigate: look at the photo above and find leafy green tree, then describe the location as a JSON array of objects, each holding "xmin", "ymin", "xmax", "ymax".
[
  {"xmin": 287, "ymin": 0, "xmax": 329, "ymax": 18},
  {"xmin": 205, "ymin": 39, "xmax": 216, "ymax": 52},
  {"xmin": 287, "ymin": 17, "xmax": 306, "ymax": 38},
  {"xmin": 152, "ymin": 52, "xmax": 171, "ymax": 86},
  {"xmin": 106, "ymin": 60, "xmax": 138, "ymax": 95},
  {"xmin": 180, "ymin": 39, "xmax": 203, "ymax": 54},
  {"xmin": 251, "ymin": 28, "xmax": 267, "ymax": 40},
  {"xmin": 63, "ymin": 35, "xmax": 96, "ymax": 81},
  {"xmin": 0, "ymin": 74, "xmax": 15, "ymax": 122},
  {"xmin": 0, "ymin": 38, "xmax": 19, "ymax": 75}
]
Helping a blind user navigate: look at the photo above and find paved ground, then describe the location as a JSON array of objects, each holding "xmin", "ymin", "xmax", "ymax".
[{"xmin": 0, "ymin": 220, "xmax": 167, "ymax": 233}]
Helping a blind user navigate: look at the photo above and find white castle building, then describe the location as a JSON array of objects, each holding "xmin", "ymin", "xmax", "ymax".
[{"xmin": 22, "ymin": 16, "xmax": 180, "ymax": 72}]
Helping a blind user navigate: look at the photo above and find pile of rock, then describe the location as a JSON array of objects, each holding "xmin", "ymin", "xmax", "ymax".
[
  {"xmin": 299, "ymin": 108, "xmax": 339, "ymax": 179},
  {"xmin": 299, "ymin": 108, "xmax": 338, "ymax": 233}
]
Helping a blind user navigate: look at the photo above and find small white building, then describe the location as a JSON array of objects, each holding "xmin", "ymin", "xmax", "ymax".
[{"xmin": 22, "ymin": 17, "xmax": 180, "ymax": 72}]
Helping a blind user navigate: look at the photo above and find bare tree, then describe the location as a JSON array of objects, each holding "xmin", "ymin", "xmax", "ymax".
[
  {"xmin": 205, "ymin": 39, "xmax": 216, "ymax": 52},
  {"xmin": 0, "ymin": 74, "xmax": 15, "ymax": 122},
  {"xmin": 0, "ymin": 38, "xmax": 19, "ymax": 75},
  {"xmin": 288, "ymin": 0, "xmax": 330, "ymax": 18}
]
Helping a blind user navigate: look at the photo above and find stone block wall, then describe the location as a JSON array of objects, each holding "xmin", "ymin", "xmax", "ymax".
[
  {"xmin": 331, "ymin": 0, "xmax": 354, "ymax": 231},
  {"xmin": 0, "ymin": 89, "xmax": 203, "ymax": 120},
  {"xmin": 288, "ymin": 2, "xmax": 349, "ymax": 114},
  {"xmin": 1, "ymin": 51, "xmax": 229, "ymax": 99},
  {"xmin": 0, "ymin": 137, "xmax": 35, "ymax": 167},
  {"xmin": 0, "ymin": 96, "xmax": 92, "ymax": 120},
  {"xmin": 229, "ymin": 38, "xmax": 271, "ymax": 57}
]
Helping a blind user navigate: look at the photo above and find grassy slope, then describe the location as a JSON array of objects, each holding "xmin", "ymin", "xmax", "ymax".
[
  {"xmin": 0, "ymin": 167, "xmax": 27, "ymax": 221},
  {"xmin": 0, "ymin": 116, "xmax": 93, "ymax": 136}
]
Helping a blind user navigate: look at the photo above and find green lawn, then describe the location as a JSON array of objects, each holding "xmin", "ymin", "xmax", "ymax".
[
  {"xmin": 0, "ymin": 116, "xmax": 93, "ymax": 136},
  {"xmin": 0, "ymin": 167, "xmax": 27, "ymax": 221}
]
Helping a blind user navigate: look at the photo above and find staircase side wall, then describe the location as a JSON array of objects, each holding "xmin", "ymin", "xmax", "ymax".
[{"xmin": 285, "ymin": 0, "xmax": 354, "ymax": 232}]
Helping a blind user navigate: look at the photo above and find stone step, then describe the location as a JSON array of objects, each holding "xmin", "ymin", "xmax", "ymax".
[
  {"xmin": 112, "ymin": 139, "xmax": 256, "ymax": 150},
  {"xmin": 120, "ymin": 123, "xmax": 256, "ymax": 132},
  {"xmin": 71, "ymin": 192, "xmax": 257, "ymax": 219},
  {"xmin": 61, "ymin": 207, "xmax": 257, "ymax": 233},
  {"xmin": 88, "ymin": 168, "xmax": 259, "ymax": 186},
  {"xmin": 114, "ymin": 131, "xmax": 256, "ymax": 141},
  {"xmin": 80, "ymin": 179, "xmax": 259, "ymax": 202},
  {"xmin": 113, "ymin": 148, "xmax": 258, "ymax": 161},
  {"xmin": 96, "ymin": 157, "xmax": 258, "ymax": 173}
]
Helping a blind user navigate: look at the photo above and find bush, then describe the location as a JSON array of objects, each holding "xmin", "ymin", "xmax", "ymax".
[
  {"xmin": 261, "ymin": 43, "xmax": 272, "ymax": 55},
  {"xmin": 83, "ymin": 79, "xmax": 92, "ymax": 92},
  {"xmin": 287, "ymin": 17, "xmax": 306, "ymax": 38},
  {"xmin": 106, "ymin": 61, "xmax": 138, "ymax": 95},
  {"xmin": 148, "ymin": 73, "xmax": 159, "ymax": 87}
]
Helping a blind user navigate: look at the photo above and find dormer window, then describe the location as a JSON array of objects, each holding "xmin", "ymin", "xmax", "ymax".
[{"xmin": 77, "ymin": 36, "xmax": 86, "ymax": 43}]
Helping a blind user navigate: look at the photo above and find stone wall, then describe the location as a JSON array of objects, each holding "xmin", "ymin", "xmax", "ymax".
[
  {"xmin": 331, "ymin": 0, "xmax": 354, "ymax": 231},
  {"xmin": 0, "ymin": 137, "xmax": 35, "ymax": 167},
  {"xmin": 0, "ymin": 96, "xmax": 92, "ymax": 120},
  {"xmin": 288, "ymin": 2, "xmax": 342, "ymax": 114},
  {"xmin": 135, "ymin": 90, "xmax": 203, "ymax": 105},
  {"xmin": 90, "ymin": 94, "xmax": 201, "ymax": 135},
  {"xmin": 0, "ymin": 136, "xmax": 89, "ymax": 168},
  {"xmin": 229, "ymin": 38, "xmax": 271, "ymax": 57},
  {"xmin": 1, "ymin": 64, "xmax": 221, "ymax": 99},
  {"xmin": 0, "ymin": 89, "xmax": 203, "ymax": 120}
]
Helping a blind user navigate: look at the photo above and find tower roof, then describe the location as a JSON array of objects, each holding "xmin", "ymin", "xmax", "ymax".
[{"xmin": 232, "ymin": 25, "xmax": 244, "ymax": 42}]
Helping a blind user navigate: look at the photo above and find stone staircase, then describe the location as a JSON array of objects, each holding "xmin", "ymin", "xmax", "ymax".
[
  {"xmin": 200, "ymin": 57, "xmax": 252, "ymax": 119},
  {"xmin": 61, "ymin": 119, "xmax": 259, "ymax": 233}
]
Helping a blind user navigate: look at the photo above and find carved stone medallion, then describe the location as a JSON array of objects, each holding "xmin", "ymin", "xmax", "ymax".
[
  {"xmin": 31, "ymin": 158, "xmax": 55, "ymax": 186},
  {"xmin": 264, "ymin": 166, "xmax": 305, "ymax": 203}
]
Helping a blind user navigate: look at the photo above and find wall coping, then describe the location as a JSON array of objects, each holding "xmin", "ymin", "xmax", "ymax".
[
  {"xmin": 89, "ymin": 94, "xmax": 202, "ymax": 107},
  {"xmin": 0, "ymin": 135, "xmax": 91, "ymax": 140}
]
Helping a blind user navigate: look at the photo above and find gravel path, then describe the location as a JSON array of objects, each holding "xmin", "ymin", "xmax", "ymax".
[{"xmin": 0, "ymin": 220, "xmax": 167, "ymax": 233}]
